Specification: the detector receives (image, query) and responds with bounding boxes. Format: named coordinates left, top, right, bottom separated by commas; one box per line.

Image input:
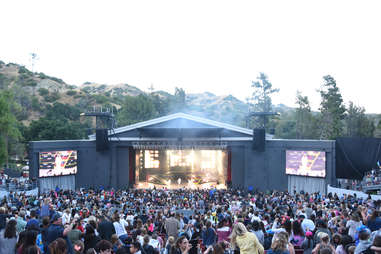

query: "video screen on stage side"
left=135, top=149, right=228, bottom=189
left=286, top=150, right=326, bottom=177
left=39, top=150, right=77, bottom=177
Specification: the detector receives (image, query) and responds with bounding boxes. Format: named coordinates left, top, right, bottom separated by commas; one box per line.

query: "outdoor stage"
left=29, top=113, right=336, bottom=193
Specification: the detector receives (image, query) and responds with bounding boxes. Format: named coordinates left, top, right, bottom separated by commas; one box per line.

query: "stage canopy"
left=336, top=137, right=381, bottom=179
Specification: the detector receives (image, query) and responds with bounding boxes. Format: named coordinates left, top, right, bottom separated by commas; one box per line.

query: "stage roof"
left=89, top=113, right=272, bottom=140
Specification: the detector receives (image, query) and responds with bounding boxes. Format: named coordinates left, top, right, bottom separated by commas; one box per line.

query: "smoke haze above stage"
left=135, top=149, right=228, bottom=189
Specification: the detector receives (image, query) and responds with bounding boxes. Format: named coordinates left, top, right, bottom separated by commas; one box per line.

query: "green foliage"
left=66, top=90, right=77, bottom=96
left=31, top=96, right=41, bottom=111
left=45, top=102, right=81, bottom=121
left=294, top=91, right=319, bottom=139
left=247, top=73, right=279, bottom=129
left=345, top=102, right=374, bottom=137
left=117, top=94, right=158, bottom=126
left=319, top=75, right=346, bottom=140
left=93, top=94, right=109, bottom=104
left=18, top=66, right=32, bottom=75
left=44, top=93, right=60, bottom=102
left=38, top=88, right=49, bottom=96
left=0, top=90, right=21, bottom=166
left=25, top=118, right=87, bottom=141
left=23, top=102, right=90, bottom=141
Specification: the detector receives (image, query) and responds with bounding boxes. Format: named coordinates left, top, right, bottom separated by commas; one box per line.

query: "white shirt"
left=113, top=220, right=128, bottom=237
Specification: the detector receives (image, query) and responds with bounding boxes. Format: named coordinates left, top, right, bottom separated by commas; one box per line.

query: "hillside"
left=0, top=61, right=257, bottom=127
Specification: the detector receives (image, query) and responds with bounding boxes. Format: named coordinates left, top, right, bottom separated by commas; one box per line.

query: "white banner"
left=327, top=185, right=381, bottom=200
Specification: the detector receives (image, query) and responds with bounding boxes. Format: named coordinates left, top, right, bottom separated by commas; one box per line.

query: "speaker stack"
left=253, top=128, right=265, bottom=152
left=96, top=129, right=109, bottom=151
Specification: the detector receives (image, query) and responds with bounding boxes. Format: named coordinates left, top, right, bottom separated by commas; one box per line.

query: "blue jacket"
left=202, top=227, right=216, bottom=246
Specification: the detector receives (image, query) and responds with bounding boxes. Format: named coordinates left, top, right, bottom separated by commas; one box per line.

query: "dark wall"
left=241, top=139, right=336, bottom=191
left=30, top=139, right=335, bottom=191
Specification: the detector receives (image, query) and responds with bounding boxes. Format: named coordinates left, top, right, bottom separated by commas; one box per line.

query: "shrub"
left=38, top=88, right=49, bottom=96
left=44, top=93, right=60, bottom=102
left=66, top=90, right=77, bottom=96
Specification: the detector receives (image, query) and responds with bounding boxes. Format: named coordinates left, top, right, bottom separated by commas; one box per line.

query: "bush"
left=38, top=72, right=48, bottom=79
left=18, top=66, right=32, bottom=75
left=66, top=90, right=77, bottom=96
left=44, top=93, right=60, bottom=102
left=31, top=97, right=41, bottom=111
left=38, top=88, right=49, bottom=96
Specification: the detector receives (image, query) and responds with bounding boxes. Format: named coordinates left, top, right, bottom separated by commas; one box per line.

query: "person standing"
left=98, top=214, right=116, bottom=241
left=165, top=213, right=180, bottom=240
left=0, top=219, right=18, bottom=254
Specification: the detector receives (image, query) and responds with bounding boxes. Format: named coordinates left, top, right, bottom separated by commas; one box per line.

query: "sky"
left=1, top=0, right=381, bottom=113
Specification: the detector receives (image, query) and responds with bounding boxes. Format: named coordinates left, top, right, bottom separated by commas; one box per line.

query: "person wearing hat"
left=46, top=213, right=73, bottom=252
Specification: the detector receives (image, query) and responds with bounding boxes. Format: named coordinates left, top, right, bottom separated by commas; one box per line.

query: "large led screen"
left=39, top=151, right=77, bottom=177
left=286, top=150, right=326, bottom=177
left=136, top=149, right=228, bottom=189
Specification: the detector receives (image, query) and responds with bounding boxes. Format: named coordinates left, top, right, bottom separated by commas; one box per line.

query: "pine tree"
left=319, top=75, right=346, bottom=140
left=248, top=73, right=279, bottom=128
left=345, top=101, right=374, bottom=137
left=295, top=91, right=318, bottom=139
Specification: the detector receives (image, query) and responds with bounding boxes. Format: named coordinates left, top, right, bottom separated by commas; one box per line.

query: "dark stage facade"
left=29, top=113, right=336, bottom=193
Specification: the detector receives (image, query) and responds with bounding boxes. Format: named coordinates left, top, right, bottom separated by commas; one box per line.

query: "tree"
left=248, top=73, right=279, bottom=128
left=345, top=101, right=375, bottom=137
left=170, top=87, right=187, bottom=113
left=319, top=75, right=346, bottom=140
left=295, top=91, right=319, bottom=139
left=0, top=90, right=21, bottom=167
left=117, top=94, right=158, bottom=126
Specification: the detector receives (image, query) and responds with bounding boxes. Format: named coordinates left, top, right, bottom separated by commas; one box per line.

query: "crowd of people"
left=1, top=187, right=381, bottom=254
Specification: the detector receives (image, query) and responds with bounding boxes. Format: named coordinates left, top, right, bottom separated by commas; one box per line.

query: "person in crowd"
left=230, top=222, right=264, bottom=254
left=267, top=231, right=295, bottom=254
left=0, top=207, right=11, bottom=231
left=62, top=209, right=71, bottom=226
left=336, top=234, right=353, bottom=254
left=314, top=220, right=332, bottom=246
left=290, top=220, right=304, bottom=247
left=73, top=240, right=85, bottom=254
left=46, top=213, right=73, bottom=253
left=18, top=230, right=38, bottom=254
left=301, top=231, right=314, bottom=254
left=251, top=220, right=264, bottom=246
left=165, top=236, right=175, bottom=254
left=354, top=228, right=372, bottom=254
left=130, top=241, right=143, bottom=254
left=202, top=220, right=217, bottom=248
left=68, top=219, right=84, bottom=245
left=371, top=235, right=381, bottom=254
left=171, top=235, right=192, bottom=254
left=49, top=237, right=68, bottom=254
left=217, top=219, right=232, bottom=243
left=84, top=224, right=101, bottom=252
left=364, top=210, right=381, bottom=232
left=0, top=219, right=18, bottom=254
left=16, top=210, right=27, bottom=233
left=96, top=239, right=113, bottom=254
left=98, top=214, right=116, bottom=241
left=26, top=210, right=40, bottom=231
left=113, top=213, right=129, bottom=243
left=346, top=214, right=363, bottom=240
left=312, top=232, right=336, bottom=254
left=165, top=213, right=180, bottom=240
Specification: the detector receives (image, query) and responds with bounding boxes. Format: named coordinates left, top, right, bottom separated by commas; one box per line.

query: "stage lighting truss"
left=132, top=141, right=228, bottom=150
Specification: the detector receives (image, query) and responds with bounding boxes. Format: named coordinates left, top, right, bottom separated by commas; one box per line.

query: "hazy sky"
left=1, top=0, right=380, bottom=113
